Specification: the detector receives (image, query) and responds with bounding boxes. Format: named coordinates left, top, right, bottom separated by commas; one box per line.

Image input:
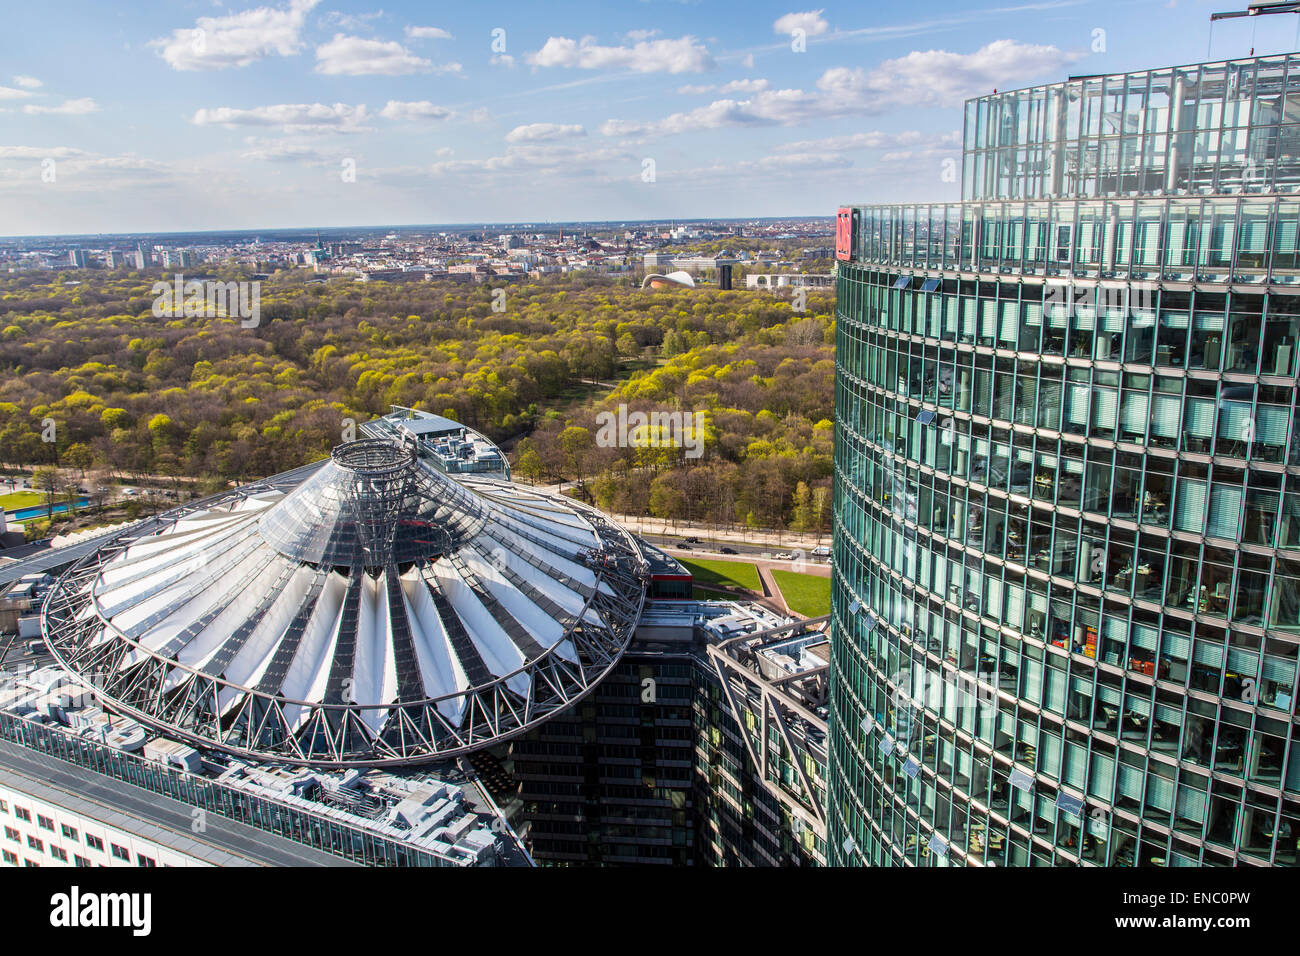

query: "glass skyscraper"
left=829, top=52, right=1300, bottom=866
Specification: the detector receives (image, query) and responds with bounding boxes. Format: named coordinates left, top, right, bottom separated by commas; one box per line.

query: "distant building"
left=67, top=249, right=87, bottom=268
left=745, top=273, right=833, bottom=290
left=642, top=270, right=696, bottom=290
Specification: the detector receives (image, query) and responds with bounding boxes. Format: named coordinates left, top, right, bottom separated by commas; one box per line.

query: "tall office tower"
left=829, top=52, right=1300, bottom=867
left=67, top=249, right=87, bottom=268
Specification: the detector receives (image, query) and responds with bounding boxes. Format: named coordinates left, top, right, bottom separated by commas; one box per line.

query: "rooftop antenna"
left=1208, top=1, right=1300, bottom=57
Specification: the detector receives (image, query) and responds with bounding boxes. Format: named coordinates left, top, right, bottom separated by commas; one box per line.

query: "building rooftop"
left=40, top=436, right=648, bottom=767
left=0, top=663, right=528, bottom=866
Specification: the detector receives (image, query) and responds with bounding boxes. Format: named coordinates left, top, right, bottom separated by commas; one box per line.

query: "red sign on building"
left=836, top=207, right=854, bottom=261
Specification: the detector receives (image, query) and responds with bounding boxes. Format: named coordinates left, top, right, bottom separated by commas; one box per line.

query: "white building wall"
left=0, top=781, right=207, bottom=868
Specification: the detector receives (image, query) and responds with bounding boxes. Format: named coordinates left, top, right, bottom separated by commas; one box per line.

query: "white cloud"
left=192, top=102, right=370, bottom=133
left=428, top=143, right=633, bottom=178
left=677, top=78, right=769, bottom=96
left=240, top=138, right=319, bottom=161
left=820, top=38, right=1080, bottom=109
left=602, top=40, right=1079, bottom=137
left=0, top=86, right=35, bottom=100
left=152, top=0, right=320, bottom=70
left=379, top=100, right=453, bottom=121
left=314, top=34, right=458, bottom=75
left=23, top=98, right=99, bottom=115
left=527, top=35, right=714, bottom=73
left=492, top=54, right=516, bottom=67
left=774, top=10, right=829, bottom=37
left=742, top=53, right=755, bottom=68
left=12, top=76, right=42, bottom=89
left=625, top=29, right=660, bottom=42
left=720, top=78, right=769, bottom=94
left=0, top=145, right=85, bottom=159
left=505, top=122, right=586, bottom=143
left=406, top=26, right=452, bottom=40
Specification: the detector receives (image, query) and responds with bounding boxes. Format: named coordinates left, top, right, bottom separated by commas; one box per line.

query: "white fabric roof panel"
left=41, top=436, right=648, bottom=766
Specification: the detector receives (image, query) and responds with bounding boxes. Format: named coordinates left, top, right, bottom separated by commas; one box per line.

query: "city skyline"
left=3, top=0, right=1295, bottom=235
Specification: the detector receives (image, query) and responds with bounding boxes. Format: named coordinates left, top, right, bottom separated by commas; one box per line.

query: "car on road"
left=675, top=542, right=691, bottom=550
left=719, top=546, right=738, bottom=555
left=774, top=551, right=794, bottom=560
left=684, top=536, right=700, bottom=543
left=811, top=545, right=831, bottom=558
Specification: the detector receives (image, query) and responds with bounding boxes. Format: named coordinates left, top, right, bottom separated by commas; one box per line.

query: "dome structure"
left=42, top=439, right=648, bottom=766
left=641, top=270, right=696, bottom=290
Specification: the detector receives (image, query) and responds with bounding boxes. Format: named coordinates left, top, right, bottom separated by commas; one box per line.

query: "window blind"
left=1092, top=388, right=1118, bottom=430
left=1067, top=383, right=1092, bottom=426
left=1184, top=397, right=1216, bottom=437
left=1208, top=483, right=1244, bottom=538
left=1175, top=477, right=1207, bottom=534
left=1218, top=401, right=1252, bottom=445
left=1257, top=405, right=1288, bottom=447
left=1151, top=394, right=1182, bottom=436
left=1121, top=392, right=1150, bottom=433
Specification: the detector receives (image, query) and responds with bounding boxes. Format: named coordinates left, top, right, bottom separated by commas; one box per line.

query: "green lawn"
left=679, top=557, right=761, bottom=592
left=0, top=491, right=45, bottom=511
left=771, top=570, right=832, bottom=618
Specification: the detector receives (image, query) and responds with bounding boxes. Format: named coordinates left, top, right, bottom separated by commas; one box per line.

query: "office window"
left=1, top=850, right=15, bottom=865
left=26, top=836, right=42, bottom=852
left=60, top=824, right=77, bottom=841
left=50, top=847, right=67, bottom=863
left=137, top=855, right=156, bottom=867
left=110, top=844, right=130, bottom=862
left=37, top=815, right=53, bottom=832
left=13, top=808, right=30, bottom=823
left=3, top=827, right=17, bottom=843
left=0, top=800, right=7, bottom=814
left=74, top=856, right=91, bottom=867
left=85, top=835, right=104, bottom=852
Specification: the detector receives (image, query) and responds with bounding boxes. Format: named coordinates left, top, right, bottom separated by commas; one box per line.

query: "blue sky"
left=1, top=0, right=1296, bottom=235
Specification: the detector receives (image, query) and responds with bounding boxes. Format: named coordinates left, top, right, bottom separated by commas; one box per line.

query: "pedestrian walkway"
left=530, top=483, right=830, bottom=550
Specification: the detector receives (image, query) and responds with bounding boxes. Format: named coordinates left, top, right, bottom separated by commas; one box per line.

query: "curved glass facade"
left=828, top=52, right=1300, bottom=868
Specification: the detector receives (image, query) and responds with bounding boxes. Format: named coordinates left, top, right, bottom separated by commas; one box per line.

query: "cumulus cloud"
left=677, top=78, right=769, bottom=96
left=527, top=34, right=714, bottom=73
left=151, top=0, right=320, bottom=70
left=12, top=76, right=41, bottom=89
left=0, top=86, right=35, bottom=100
left=314, top=34, right=459, bottom=75
left=774, top=10, right=829, bottom=36
left=240, top=139, right=319, bottom=162
left=379, top=100, right=453, bottom=121
left=23, top=98, right=99, bottom=115
left=429, top=143, right=633, bottom=177
left=505, top=122, right=586, bottom=143
left=192, top=102, right=370, bottom=133
left=0, top=145, right=86, bottom=159
left=406, top=26, right=452, bottom=40
left=834, top=38, right=1078, bottom=108
left=721, top=78, right=770, bottom=94
left=602, top=40, right=1079, bottom=137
